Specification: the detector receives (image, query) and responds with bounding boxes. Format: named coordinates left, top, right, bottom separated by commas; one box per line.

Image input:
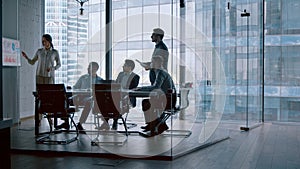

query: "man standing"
left=138, top=28, right=169, bottom=84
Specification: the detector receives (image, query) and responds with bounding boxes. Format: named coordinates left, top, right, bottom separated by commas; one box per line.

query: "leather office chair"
left=93, top=83, right=130, bottom=136
left=36, top=84, right=79, bottom=144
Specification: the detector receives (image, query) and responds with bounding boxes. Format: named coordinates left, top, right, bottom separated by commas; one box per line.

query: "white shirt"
left=27, top=48, right=61, bottom=77
left=120, top=72, right=131, bottom=89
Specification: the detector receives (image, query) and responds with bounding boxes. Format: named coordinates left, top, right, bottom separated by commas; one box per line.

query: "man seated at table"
left=100, top=59, right=140, bottom=130
left=133, top=55, right=176, bottom=136
left=56, top=62, right=103, bottom=131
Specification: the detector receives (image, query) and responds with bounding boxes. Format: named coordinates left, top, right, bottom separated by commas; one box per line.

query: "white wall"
left=2, top=0, right=44, bottom=122
left=2, top=0, right=20, bottom=123
left=19, top=0, right=44, bottom=119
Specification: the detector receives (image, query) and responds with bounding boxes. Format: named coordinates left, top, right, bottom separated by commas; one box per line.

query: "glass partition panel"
left=197, top=0, right=264, bottom=128
left=47, top=0, right=241, bottom=158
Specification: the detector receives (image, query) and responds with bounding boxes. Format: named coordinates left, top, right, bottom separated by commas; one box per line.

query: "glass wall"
left=194, top=0, right=263, bottom=127
left=42, top=0, right=300, bottom=157
left=44, top=0, right=231, bottom=157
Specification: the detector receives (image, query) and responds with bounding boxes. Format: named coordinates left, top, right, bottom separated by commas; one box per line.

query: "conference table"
left=33, top=89, right=156, bottom=136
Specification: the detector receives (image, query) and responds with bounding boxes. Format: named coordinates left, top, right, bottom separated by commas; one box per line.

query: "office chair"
left=148, top=88, right=192, bottom=137
left=35, top=84, right=79, bottom=144
left=93, top=83, right=130, bottom=136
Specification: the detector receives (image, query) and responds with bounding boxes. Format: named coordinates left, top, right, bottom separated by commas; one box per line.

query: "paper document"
left=135, top=59, right=148, bottom=68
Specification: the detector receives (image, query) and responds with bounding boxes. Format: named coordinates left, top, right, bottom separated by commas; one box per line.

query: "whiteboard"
left=2, top=37, right=21, bottom=66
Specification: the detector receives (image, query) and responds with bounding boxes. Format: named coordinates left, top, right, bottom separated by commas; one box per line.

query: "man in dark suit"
left=101, top=59, right=140, bottom=130
left=116, top=59, right=140, bottom=107
left=134, top=55, right=176, bottom=136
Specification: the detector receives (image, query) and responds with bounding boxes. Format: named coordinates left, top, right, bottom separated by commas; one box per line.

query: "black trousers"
left=142, top=93, right=177, bottom=123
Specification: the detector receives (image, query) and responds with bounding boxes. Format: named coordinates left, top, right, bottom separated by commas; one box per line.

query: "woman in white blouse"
left=22, top=34, right=61, bottom=84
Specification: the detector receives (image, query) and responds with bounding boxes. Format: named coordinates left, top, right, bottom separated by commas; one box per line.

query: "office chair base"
left=118, top=122, right=137, bottom=129
left=36, top=134, right=78, bottom=145
left=161, top=129, right=192, bottom=137
left=91, top=131, right=127, bottom=146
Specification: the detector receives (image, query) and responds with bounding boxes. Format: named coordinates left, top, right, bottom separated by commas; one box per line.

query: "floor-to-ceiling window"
left=45, top=0, right=262, bottom=129
left=45, top=0, right=300, bottom=127
left=264, top=0, right=300, bottom=122
left=45, top=0, right=69, bottom=84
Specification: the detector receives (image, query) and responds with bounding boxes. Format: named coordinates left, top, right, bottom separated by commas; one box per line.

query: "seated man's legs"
left=142, top=99, right=158, bottom=126
left=101, top=96, right=131, bottom=131
left=141, top=98, right=166, bottom=133
left=77, top=96, right=93, bottom=130
left=92, top=100, right=110, bottom=130
left=79, top=98, right=92, bottom=123
left=141, top=94, right=176, bottom=135
left=100, top=117, right=115, bottom=130
left=56, top=95, right=98, bottom=131
left=55, top=117, right=70, bottom=130
left=110, top=98, right=132, bottom=130
left=112, top=118, right=118, bottom=130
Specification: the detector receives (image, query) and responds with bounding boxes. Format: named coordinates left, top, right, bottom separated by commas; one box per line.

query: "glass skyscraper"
left=45, top=0, right=89, bottom=85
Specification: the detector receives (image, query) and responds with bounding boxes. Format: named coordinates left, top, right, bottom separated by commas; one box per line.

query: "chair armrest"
left=67, top=95, right=76, bottom=106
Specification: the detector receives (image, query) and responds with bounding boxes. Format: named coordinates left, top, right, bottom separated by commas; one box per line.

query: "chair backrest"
left=162, top=88, right=191, bottom=112
left=94, top=83, right=129, bottom=118
left=179, top=88, right=190, bottom=110
left=164, top=89, right=177, bottom=110
left=36, top=84, right=68, bottom=115
left=99, top=79, right=116, bottom=84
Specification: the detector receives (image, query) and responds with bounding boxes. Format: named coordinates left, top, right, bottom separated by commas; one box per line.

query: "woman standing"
left=22, top=34, right=61, bottom=84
